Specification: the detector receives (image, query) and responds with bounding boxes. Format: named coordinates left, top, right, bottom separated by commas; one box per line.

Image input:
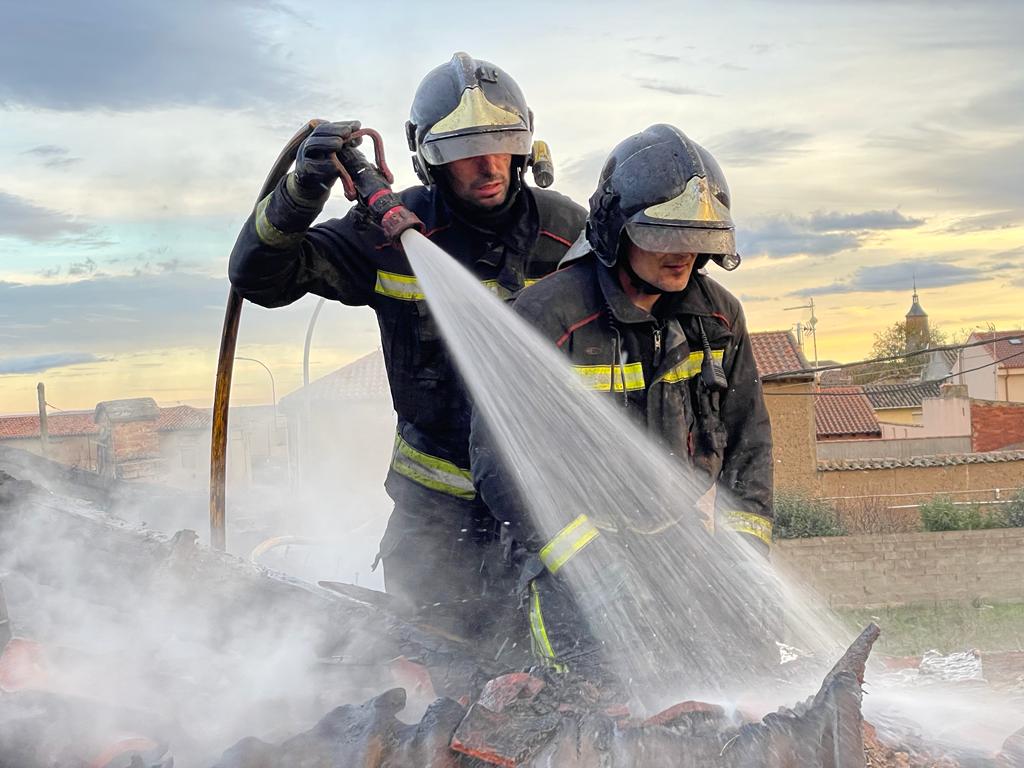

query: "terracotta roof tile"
left=970, top=331, right=1024, bottom=369
left=0, top=411, right=98, bottom=439
left=750, top=331, right=812, bottom=379
left=281, top=350, right=391, bottom=408
left=155, top=405, right=212, bottom=432
left=863, top=380, right=941, bottom=410
left=818, top=449, right=1024, bottom=471
left=0, top=405, right=211, bottom=440
left=815, top=386, right=882, bottom=439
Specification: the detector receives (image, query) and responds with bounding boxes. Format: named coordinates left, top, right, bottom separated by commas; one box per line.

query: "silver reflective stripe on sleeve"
left=254, top=193, right=307, bottom=249
left=375, top=271, right=426, bottom=301
left=725, top=510, right=773, bottom=547
left=390, top=431, right=476, bottom=500
left=539, top=514, right=600, bottom=573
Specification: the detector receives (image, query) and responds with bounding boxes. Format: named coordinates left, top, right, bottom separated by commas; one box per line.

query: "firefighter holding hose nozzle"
left=228, top=53, right=585, bottom=651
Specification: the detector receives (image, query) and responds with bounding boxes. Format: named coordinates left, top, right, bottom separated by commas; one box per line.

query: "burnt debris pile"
left=4, top=461, right=1023, bottom=766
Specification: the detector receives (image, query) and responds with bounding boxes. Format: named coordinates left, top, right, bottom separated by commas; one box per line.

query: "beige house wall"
left=998, top=368, right=1024, bottom=402
left=874, top=407, right=918, bottom=425
left=762, top=379, right=817, bottom=495
left=0, top=435, right=96, bottom=470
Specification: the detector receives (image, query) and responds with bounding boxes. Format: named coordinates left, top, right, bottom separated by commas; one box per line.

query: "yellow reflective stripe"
left=480, top=279, right=512, bottom=301
left=375, top=270, right=426, bottom=301
left=529, top=581, right=565, bottom=672
left=572, top=363, right=645, bottom=392
left=377, top=273, right=537, bottom=302
left=539, top=514, right=600, bottom=574
left=390, top=432, right=476, bottom=500
left=254, top=193, right=306, bottom=249
left=725, top=510, right=773, bottom=546
left=659, top=349, right=724, bottom=384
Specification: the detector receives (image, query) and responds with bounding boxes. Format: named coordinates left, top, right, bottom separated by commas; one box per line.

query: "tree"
left=851, top=322, right=947, bottom=384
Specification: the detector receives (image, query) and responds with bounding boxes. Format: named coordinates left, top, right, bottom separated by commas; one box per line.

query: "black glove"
left=293, top=120, right=361, bottom=195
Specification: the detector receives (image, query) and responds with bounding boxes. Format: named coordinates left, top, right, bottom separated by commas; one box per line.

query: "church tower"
left=905, top=280, right=929, bottom=354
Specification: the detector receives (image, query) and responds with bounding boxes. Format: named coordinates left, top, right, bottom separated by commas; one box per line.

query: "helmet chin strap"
left=621, top=254, right=671, bottom=296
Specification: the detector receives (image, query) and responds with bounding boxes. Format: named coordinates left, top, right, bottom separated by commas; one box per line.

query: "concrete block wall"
left=774, top=528, right=1024, bottom=609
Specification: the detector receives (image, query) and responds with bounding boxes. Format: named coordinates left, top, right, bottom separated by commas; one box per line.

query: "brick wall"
left=774, top=528, right=1024, bottom=609
left=972, top=399, right=1024, bottom=452
left=111, top=420, right=160, bottom=461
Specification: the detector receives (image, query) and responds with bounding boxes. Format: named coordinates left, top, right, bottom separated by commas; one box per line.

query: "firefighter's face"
left=625, top=241, right=697, bottom=293
left=443, top=154, right=512, bottom=209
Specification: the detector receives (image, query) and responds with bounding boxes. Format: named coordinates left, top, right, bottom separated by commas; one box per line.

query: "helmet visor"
left=421, top=129, right=533, bottom=166
left=625, top=221, right=736, bottom=256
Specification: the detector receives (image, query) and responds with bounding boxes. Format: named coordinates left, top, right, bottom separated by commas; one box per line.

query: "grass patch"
left=838, top=602, right=1024, bottom=656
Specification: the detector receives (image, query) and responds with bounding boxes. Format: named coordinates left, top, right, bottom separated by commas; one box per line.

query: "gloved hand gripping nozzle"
left=330, top=127, right=424, bottom=243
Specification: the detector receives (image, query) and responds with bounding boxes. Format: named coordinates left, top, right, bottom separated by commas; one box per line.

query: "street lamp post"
left=235, top=356, right=277, bottom=417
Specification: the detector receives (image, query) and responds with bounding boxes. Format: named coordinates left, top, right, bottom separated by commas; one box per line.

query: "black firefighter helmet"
left=580, top=124, right=741, bottom=272
left=406, top=52, right=534, bottom=187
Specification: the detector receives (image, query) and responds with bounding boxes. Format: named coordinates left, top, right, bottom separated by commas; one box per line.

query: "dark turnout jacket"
left=472, top=255, right=774, bottom=552
left=229, top=176, right=585, bottom=504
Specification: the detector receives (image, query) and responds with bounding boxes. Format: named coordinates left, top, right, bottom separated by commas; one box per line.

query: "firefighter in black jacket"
left=228, top=53, right=585, bottom=646
left=471, top=124, right=774, bottom=674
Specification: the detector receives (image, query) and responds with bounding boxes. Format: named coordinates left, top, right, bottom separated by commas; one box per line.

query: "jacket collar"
left=431, top=185, right=538, bottom=269
left=596, top=263, right=717, bottom=325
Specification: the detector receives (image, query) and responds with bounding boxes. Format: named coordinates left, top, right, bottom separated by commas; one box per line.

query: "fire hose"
left=209, top=122, right=422, bottom=550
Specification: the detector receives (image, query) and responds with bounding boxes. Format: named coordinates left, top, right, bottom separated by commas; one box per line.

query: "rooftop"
left=968, top=330, right=1024, bottom=369
left=750, top=330, right=813, bottom=380
left=0, top=405, right=211, bottom=440
left=863, top=380, right=942, bottom=410
left=815, top=386, right=882, bottom=440
left=281, top=350, right=391, bottom=408
left=819, top=449, right=1024, bottom=472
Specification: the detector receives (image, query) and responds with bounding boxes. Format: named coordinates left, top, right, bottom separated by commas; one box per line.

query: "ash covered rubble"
left=2, top=457, right=1024, bottom=767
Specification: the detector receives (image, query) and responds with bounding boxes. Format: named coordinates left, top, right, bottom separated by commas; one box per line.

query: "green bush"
left=1006, top=489, right=1024, bottom=528
left=919, top=495, right=1010, bottom=531
left=773, top=493, right=846, bottom=539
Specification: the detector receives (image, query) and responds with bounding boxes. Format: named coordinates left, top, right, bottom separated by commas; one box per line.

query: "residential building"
left=750, top=330, right=817, bottom=494
left=952, top=330, right=1024, bottom=402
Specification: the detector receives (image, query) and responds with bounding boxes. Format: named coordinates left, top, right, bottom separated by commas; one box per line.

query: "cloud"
left=806, top=210, right=925, bottom=231
left=0, top=190, right=92, bottom=242
left=707, top=128, right=810, bottom=166
left=22, top=144, right=67, bottom=157
left=802, top=261, right=987, bottom=296
left=958, top=80, right=1024, bottom=128
left=558, top=149, right=607, bottom=193
left=636, top=52, right=685, bottom=63
left=68, top=258, right=98, bottom=276
left=0, top=352, right=103, bottom=375
left=943, top=210, right=1020, bottom=234
left=739, top=224, right=859, bottom=259
left=0, top=1, right=297, bottom=111
left=634, top=78, right=718, bottom=97
left=738, top=208, right=925, bottom=259
left=22, top=144, right=81, bottom=168
left=0, top=272, right=372, bottom=357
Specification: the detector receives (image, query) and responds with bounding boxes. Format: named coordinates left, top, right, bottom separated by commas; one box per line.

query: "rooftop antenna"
left=784, top=297, right=819, bottom=368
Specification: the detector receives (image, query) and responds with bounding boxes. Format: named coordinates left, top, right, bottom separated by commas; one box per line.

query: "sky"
left=1, top=0, right=1022, bottom=413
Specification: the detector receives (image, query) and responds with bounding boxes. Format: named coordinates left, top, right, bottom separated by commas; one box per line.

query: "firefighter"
left=470, top=123, right=774, bottom=676
left=228, top=53, right=586, bottom=647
